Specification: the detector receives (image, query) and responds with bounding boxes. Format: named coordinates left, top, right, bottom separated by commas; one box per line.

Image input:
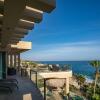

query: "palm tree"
left=90, top=60, right=100, bottom=96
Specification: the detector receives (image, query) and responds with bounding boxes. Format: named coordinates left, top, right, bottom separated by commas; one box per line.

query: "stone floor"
left=0, top=74, right=43, bottom=100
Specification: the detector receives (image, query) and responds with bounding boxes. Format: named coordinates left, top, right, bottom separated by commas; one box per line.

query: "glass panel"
left=0, top=52, right=7, bottom=79
left=0, top=52, right=2, bottom=79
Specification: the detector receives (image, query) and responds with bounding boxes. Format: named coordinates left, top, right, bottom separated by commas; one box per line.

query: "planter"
left=7, top=67, right=16, bottom=75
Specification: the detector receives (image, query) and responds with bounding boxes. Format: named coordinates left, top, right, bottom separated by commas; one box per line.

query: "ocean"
left=38, top=61, right=95, bottom=79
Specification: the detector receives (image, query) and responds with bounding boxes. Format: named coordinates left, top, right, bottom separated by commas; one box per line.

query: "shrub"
left=92, top=94, right=100, bottom=100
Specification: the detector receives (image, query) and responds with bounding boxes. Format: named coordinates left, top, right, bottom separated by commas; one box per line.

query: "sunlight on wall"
left=23, top=93, right=32, bottom=100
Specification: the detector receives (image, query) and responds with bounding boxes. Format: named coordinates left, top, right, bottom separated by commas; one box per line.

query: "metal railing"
left=30, top=69, right=38, bottom=87
left=29, top=69, right=70, bottom=100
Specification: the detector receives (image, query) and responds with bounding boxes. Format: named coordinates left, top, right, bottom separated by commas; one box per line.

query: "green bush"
left=92, top=94, right=100, bottom=100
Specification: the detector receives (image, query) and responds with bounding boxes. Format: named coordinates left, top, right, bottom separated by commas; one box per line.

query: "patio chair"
left=0, top=85, right=12, bottom=93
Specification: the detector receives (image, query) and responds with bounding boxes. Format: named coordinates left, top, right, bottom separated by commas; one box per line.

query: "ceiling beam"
left=10, top=38, right=21, bottom=41
left=27, top=0, right=56, bottom=13
left=9, top=38, right=21, bottom=44
left=15, top=27, right=29, bottom=34
left=9, top=41, right=20, bottom=44
left=14, top=31, right=28, bottom=35
left=12, top=33, right=25, bottom=38
left=10, top=36, right=23, bottom=40
left=1, top=0, right=26, bottom=47
left=9, top=41, right=19, bottom=44
left=10, top=31, right=28, bottom=40
left=18, top=19, right=34, bottom=30
left=0, top=14, right=34, bottom=30
left=22, top=6, right=43, bottom=23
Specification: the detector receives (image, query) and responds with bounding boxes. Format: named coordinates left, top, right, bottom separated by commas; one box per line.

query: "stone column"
left=10, top=54, right=13, bottom=67
left=8, top=55, right=10, bottom=67
left=65, top=78, right=69, bottom=94
left=12, top=55, right=14, bottom=67
left=6, top=54, right=9, bottom=67
left=14, top=54, right=17, bottom=68
left=18, top=53, right=20, bottom=71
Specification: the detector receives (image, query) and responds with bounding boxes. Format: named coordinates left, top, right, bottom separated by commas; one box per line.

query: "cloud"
left=21, top=41, right=100, bottom=61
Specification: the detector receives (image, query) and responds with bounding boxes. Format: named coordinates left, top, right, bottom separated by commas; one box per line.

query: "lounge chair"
left=0, top=82, right=19, bottom=92
left=0, top=85, right=12, bottom=93
left=0, top=79, right=19, bottom=93
left=0, top=82, right=19, bottom=93
left=0, top=78, right=18, bottom=84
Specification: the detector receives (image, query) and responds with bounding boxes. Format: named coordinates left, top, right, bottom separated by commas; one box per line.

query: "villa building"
left=0, top=0, right=72, bottom=100
left=0, top=0, right=56, bottom=79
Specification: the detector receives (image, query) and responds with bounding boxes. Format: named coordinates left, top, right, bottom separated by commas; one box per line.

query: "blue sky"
left=22, top=0, right=100, bottom=61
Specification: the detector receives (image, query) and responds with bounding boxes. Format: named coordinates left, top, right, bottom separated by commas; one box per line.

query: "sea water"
left=38, top=61, right=95, bottom=79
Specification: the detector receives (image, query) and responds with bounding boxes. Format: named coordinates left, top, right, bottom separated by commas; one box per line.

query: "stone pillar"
left=6, top=54, right=9, bottom=67
left=10, top=54, right=13, bottom=67
left=65, top=78, right=69, bottom=94
left=8, top=55, right=10, bottom=67
left=14, top=54, right=17, bottom=68
left=12, top=55, right=14, bottom=67
left=18, top=53, right=20, bottom=71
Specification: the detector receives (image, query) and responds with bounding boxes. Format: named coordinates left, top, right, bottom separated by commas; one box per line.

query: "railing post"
left=21, top=68, right=22, bottom=76
left=44, top=79, right=46, bottom=100
left=35, top=71, right=38, bottom=87
left=30, top=70, right=38, bottom=87
left=30, top=69, right=31, bottom=80
left=65, top=78, right=69, bottom=95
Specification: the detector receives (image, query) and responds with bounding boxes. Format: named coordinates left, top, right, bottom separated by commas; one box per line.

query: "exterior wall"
left=39, top=71, right=72, bottom=94
left=39, top=71, right=72, bottom=79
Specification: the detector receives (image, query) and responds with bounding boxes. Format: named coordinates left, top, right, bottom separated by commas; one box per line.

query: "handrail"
left=29, top=69, right=70, bottom=100
left=30, top=69, right=38, bottom=87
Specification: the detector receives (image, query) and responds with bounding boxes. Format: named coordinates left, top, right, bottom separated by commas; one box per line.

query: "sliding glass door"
left=0, top=52, right=7, bottom=79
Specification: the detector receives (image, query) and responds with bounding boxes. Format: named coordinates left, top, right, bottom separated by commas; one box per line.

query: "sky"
left=21, top=0, right=100, bottom=61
